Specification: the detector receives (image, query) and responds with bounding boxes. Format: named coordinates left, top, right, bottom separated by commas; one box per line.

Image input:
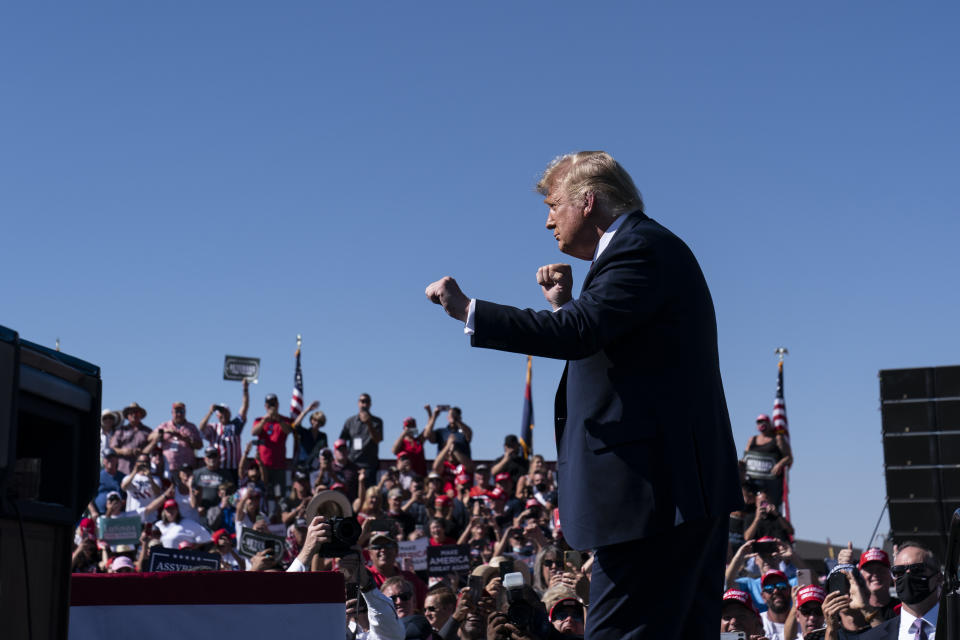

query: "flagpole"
left=774, top=347, right=790, bottom=522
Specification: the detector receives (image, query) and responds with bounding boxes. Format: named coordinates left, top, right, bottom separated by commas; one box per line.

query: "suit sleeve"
left=471, top=241, right=662, bottom=360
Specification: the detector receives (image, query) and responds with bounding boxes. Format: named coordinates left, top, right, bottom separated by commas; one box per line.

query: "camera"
left=503, top=572, right=534, bottom=632
left=752, top=539, right=779, bottom=555
left=318, top=516, right=362, bottom=557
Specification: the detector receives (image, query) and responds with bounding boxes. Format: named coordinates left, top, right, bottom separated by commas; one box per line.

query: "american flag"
left=290, top=346, right=304, bottom=419
left=772, top=359, right=788, bottom=436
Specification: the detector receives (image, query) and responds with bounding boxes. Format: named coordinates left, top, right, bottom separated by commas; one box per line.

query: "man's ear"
left=581, top=192, right=595, bottom=217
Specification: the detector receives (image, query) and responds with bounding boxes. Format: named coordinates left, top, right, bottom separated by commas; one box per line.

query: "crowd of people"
left=80, top=394, right=942, bottom=640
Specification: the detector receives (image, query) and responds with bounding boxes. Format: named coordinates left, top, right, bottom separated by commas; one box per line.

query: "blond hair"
left=536, top=151, right=643, bottom=216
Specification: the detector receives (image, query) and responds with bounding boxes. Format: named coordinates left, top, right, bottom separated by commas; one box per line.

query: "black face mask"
left=896, top=571, right=937, bottom=604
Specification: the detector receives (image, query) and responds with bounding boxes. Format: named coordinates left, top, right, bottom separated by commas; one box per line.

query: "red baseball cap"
left=858, top=548, right=890, bottom=569
left=396, top=451, right=409, bottom=459
left=163, top=499, right=178, bottom=510
left=756, top=414, right=771, bottom=423
left=495, top=472, right=511, bottom=483
left=525, top=498, right=541, bottom=509
left=333, top=439, right=348, bottom=449
left=761, top=570, right=788, bottom=586
left=403, top=417, right=416, bottom=428
left=435, top=495, right=452, bottom=505
left=796, top=585, right=826, bottom=607
left=722, top=589, right=758, bottom=615
left=456, top=473, right=471, bottom=486
left=212, top=529, right=230, bottom=544
left=488, top=487, right=506, bottom=500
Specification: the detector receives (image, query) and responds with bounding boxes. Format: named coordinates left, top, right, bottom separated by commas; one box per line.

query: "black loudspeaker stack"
left=881, top=365, right=960, bottom=561
left=0, top=325, right=101, bottom=640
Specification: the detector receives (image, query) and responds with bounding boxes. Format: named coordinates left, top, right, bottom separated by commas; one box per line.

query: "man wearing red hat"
left=784, top=585, right=825, bottom=640
left=721, top=589, right=765, bottom=638
left=856, top=547, right=900, bottom=621
left=759, top=570, right=797, bottom=639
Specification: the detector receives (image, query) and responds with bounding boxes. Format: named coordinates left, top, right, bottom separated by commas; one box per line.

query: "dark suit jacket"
left=471, top=211, right=743, bottom=550
left=858, top=615, right=899, bottom=640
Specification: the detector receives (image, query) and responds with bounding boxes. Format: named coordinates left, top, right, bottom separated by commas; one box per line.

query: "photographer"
left=424, top=405, right=473, bottom=460
left=821, top=564, right=879, bottom=640
left=291, top=399, right=326, bottom=470
left=726, top=538, right=804, bottom=611
left=783, top=585, right=826, bottom=640
left=339, top=551, right=405, bottom=640
left=743, top=490, right=795, bottom=544
left=392, top=413, right=428, bottom=479
left=720, top=589, right=767, bottom=640
left=121, top=453, right=164, bottom=523
left=146, top=402, right=203, bottom=477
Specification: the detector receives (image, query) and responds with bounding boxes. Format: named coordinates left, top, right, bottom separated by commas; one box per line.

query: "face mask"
left=896, top=572, right=936, bottom=604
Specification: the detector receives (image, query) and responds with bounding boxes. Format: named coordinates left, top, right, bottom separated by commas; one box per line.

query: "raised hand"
left=536, top=263, right=573, bottom=310
left=425, top=277, right=471, bottom=322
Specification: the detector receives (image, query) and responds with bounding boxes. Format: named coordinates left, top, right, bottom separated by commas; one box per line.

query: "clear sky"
left=2, top=3, right=957, bottom=548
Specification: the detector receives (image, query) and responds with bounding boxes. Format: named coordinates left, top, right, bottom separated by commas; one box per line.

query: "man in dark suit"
left=426, top=151, right=742, bottom=638
left=859, top=542, right=942, bottom=640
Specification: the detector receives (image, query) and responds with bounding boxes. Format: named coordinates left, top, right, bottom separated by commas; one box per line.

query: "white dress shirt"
left=899, top=602, right=938, bottom=640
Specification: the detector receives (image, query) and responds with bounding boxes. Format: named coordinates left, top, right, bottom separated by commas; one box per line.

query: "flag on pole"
left=290, top=343, right=304, bottom=419
left=519, top=356, right=534, bottom=459
left=773, top=357, right=791, bottom=521
left=772, top=360, right=788, bottom=437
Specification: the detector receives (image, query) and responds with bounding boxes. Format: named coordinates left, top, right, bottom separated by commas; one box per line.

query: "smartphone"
left=797, top=568, right=813, bottom=586
left=469, top=575, right=486, bottom=604
left=564, top=550, right=583, bottom=571
left=436, top=404, right=451, bottom=411
left=827, top=570, right=850, bottom=595
left=720, top=633, right=746, bottom=640
left=498, top=559, right=514, bottom=580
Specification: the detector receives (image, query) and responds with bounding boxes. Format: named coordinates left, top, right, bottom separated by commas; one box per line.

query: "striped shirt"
left=202, top=417, right=246, bottom=470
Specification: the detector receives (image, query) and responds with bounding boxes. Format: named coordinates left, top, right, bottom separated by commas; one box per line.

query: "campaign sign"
left=398, top=537, right=429, bottom=572
left=223, top=355, right=260, bottom=382
left=426, top=544, right=471, bottom=577
left=97, top=516, right=142, bottom=547
left=148, top=548, right=220, bottom=572
left=237, top=526, right=285, bottom=559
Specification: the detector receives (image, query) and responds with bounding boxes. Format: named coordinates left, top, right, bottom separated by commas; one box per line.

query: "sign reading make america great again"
left=426, top=544, right=471, bottom=577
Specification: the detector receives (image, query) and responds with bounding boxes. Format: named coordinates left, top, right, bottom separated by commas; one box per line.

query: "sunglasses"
left=798, top=604, right=823, bottom=616
left=891, top=563, right=932, bottom=578
left=369, top=544, right=396, bottom=551
left=388, top=591, right=413, bottom=602
left=551, top=607, right=584, bottom=622
left=541, top=559, right=561, bottom=569
left=763, top=582, right=790, bottom=593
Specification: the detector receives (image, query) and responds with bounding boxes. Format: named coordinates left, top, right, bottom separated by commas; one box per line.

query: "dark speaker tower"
left=0, top=325, right=101, bottom=640
left=881, top=365, right=960, bottom=560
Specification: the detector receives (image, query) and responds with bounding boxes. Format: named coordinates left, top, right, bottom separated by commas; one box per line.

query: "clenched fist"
left=536, top=263, right=573, bottom=310
left=425, top=276, right=471, bottom=322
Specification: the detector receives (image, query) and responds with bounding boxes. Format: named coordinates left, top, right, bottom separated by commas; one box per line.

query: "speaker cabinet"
left=880, top=365, right=960, bottom=560
left=0, top=325, right=101, bottom=640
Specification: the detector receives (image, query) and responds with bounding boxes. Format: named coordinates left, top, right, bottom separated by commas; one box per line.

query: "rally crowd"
left=80, top=391, right=943, bottom=640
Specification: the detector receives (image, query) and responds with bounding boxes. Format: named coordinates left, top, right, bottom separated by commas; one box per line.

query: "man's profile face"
left=382, top=582, right=414, bottom=618
left=544, top=177, right=594, bottom=261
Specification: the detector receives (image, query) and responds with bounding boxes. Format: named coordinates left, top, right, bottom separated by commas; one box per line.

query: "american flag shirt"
left=202, top=416, right=246, bottom=470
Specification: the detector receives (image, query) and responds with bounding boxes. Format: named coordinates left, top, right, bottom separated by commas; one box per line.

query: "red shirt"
left=254, top=417, right=290, bottom=469
left=397, top=438, right=427, bottom=478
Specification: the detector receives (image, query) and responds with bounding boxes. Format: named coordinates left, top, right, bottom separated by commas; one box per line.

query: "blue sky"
left=2, top=3, right=957, bottom=547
